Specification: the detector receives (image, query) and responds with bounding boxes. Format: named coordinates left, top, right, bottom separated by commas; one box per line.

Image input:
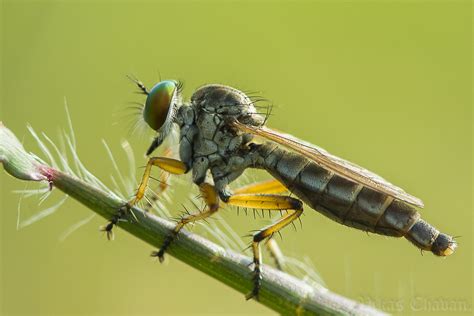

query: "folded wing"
left=232, top=120, right=424, bottom=208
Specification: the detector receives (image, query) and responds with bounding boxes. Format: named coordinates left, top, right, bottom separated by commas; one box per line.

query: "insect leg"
left=231, top=179, right=288, bottom=270
left=129, top=157, right=188, bottom=207
left=243, top=202, right=304, bottom=300
left=222, top=190, right=303, bottom=300
left=140, top=148, right=174, bottom=212
left=151, top=183, right=219, bottom=262
left=225, top=194, right=301, bottom=212
left=102, top=157, right=188, bottom=238
left=233, top=179, right=287, bottom=195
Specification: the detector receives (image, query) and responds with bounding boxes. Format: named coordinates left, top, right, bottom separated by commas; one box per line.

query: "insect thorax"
left=175, top=84, right=264, bottom=194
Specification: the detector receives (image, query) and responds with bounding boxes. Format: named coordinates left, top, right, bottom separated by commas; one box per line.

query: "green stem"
left=0, top=122, right=386, bottom=316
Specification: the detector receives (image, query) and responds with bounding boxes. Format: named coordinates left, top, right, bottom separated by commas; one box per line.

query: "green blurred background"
left=1, top=1, right=471, bottom=315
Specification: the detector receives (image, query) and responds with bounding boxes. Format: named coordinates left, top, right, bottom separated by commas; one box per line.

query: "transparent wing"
left=232, top=120, right=424, bottom=208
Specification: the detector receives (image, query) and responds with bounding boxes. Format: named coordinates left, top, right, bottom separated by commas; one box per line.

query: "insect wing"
left=232, top=120, right=424, bottom=208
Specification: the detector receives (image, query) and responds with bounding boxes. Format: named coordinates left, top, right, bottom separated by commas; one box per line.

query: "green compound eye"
left=143, top=80, right=178, bottom=131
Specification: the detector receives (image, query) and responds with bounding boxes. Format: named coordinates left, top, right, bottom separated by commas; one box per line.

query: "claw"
left=245, top=266, right=262, bottom=301
left=100, top=216, right=118, bottom=241
left=100, top=221, right=115, bottom=240
left=151, top=234, right=174, bottom=263
left=150, top=250, right=166, bottom=263
left=100, top=203, right=130, bottom=240
left=245, top=289, right=259, bottom=301
left=245, top=281, right=261, bottom=301
left=151, top=248, right=166, bottom=262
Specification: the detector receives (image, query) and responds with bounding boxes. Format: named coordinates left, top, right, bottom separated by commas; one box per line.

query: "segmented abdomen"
left=256, top=143, right=455, bottom=256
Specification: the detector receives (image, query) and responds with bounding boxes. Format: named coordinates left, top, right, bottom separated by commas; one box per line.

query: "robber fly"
left=110, top=78, right=456, bottom=300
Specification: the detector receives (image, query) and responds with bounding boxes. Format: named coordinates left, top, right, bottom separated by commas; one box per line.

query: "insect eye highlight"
left=143, top=80, right=179, bottom=131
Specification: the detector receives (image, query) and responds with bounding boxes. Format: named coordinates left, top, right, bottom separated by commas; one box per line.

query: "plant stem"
left=0, top=122, right=386, bottom=316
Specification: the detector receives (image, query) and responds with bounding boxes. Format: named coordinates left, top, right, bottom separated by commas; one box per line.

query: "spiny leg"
left=143, top=171, right=170, bottom=212
left=246, top=205, right=304, bottom=300
left=129, top=157, right=188, bottom=207
left=232, top=179, right=289, bottom=270
left=226, top=193, right=301, bottom=214
left=223, top=190, right=303, bottom=300
left=142, top=148, right=174, bottom=212
left=129, top=149, right=174, bottom=224
left=151, top=183, right=220, bottom=262
left=100, top=206, right=126, bottom=240
left=102, top=156, right=187, bottom=238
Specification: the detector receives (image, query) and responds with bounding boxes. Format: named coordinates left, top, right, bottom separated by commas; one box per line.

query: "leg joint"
left=253, top=232, right=267, bottom=243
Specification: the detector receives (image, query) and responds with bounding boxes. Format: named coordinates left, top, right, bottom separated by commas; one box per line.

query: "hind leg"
left=231, top=179, right=289, bottom=271
left=244, top=206, right=304, bottom=300
left=221, top=183, right=303, bottom=300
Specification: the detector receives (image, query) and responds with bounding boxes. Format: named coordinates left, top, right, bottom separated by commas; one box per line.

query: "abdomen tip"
left=432, top=233, right=457, bottom=256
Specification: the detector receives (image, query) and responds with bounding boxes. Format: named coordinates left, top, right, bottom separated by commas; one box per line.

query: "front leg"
left=101, top=156, right=188, bottom=239
left=152, top=183, right=220, bottom=262
left=129, top=156, right=189, bottom=207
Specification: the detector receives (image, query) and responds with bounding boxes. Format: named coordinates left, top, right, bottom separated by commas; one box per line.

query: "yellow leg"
left=143, top=149, right=173, bottom=212
left=246, top=206, right=304, bottom=300
left=225, top=180, right=304, bottom=300
left=151, top=183, right=219, bottom=262
left=101, top=155, right=187, bottom=240
left=226, top=194, right=301, bottom=211
left=233, top=179, right=287, bottom=195
left=229, top=179, right=295, bottom=271
left=129, top=156, right=188, bottom=207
